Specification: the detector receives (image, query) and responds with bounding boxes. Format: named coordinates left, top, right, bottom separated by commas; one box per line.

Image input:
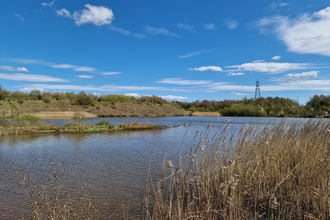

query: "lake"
left=0, top=116, right=303, bottom=219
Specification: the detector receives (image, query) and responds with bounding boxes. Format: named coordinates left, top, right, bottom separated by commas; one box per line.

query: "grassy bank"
left=144, top=119, right=330, bottom=219
left=0, top=114, right=163, bottom=136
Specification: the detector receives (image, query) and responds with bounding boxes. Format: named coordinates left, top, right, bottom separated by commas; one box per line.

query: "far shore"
left=191, top=111, right=221, bottom=117
left=28, top=111, right=98, bottom=119
left=27, top=111, right=220, bottom=119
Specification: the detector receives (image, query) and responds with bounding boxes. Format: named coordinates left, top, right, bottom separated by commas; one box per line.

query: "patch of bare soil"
left=192, top=111, right=221, bottom=116
left=28, top=111, right=97, bottom=119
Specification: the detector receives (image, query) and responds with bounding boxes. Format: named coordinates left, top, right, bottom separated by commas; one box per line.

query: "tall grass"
left=144, top=119, right=330, bottom=219
left=120, top=121, right=156, bottom=130
left=20, top=162, right=99, bottom=220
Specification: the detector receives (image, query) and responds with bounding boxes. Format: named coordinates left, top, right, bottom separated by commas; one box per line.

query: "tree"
left=29, top=90, right=42, bottom=100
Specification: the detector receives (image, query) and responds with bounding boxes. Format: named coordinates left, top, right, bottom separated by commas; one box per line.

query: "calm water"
left=0, top=116, right=302, bottom=219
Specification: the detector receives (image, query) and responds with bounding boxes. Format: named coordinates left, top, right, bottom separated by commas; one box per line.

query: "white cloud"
left=51, top=63, right=96, bottom=72
left=227, top=72, right=245, bottom=76
left=110, top=26, right=130, bottom=35
left=145, top=26, right=180, bottom=38
left=271, top=56, right=281, bottom=60
left=0, top=66, right=28, bottom=72
left=52, top=63, right=76, bottom=69
left=278, top=2, right=288, bottom=7
left=0, top=73, right=67, bottom=82
left=73, top=66, right=96, bottom=72
left=270, top=2, right=288, bottom=10
left=258, top=6, right=330, bottom=56
left=157, top=78, right=211, bottom=85
left=160, top=95, right=188, bottom=100
left=283, top=71, right=319, bottom=81
left=225, top=19, right=238, bottom=30
left=76, top=75, right=93, bottom=79
left=203, top=23, right=217, bottom=30
left=177, top=23, right=195, bottom=32
left=9, top=58, right=97, bottom=73
left=189, top=66, right=223, bottom=72
left=178, top=48, right=216, bottom=59
left=41, top=0, right=55, bottom=7
left=100, top=71, right=121, bottom=75
left=231, top=92, right=248, bottom=96
left=14, top=13, right=25, bottom=21
left=227, top=61, right=312, bottom=74
left=56, top=9, right=71, bottom=18
left=57, top=4, right=114, bottom=26
left=133, top=33, right=148, bottom=39
left=124, top=93, right=140, bottom=98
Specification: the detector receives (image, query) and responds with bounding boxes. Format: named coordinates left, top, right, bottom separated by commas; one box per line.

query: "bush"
left=76, top=91, right=95, bottom=106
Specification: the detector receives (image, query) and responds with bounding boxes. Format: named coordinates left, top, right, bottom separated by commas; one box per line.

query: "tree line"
left=0, top=85, right=329, bottom=117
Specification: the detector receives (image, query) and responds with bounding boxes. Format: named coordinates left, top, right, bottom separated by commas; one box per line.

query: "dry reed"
left=144, top=119, right=330, bottom=219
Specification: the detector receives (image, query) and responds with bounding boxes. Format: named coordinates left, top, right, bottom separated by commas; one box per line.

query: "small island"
left=0, top=113, right=166, bottom=136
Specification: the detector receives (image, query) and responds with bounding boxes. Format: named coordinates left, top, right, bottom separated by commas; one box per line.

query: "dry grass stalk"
left=144, top=119, right=330, bottom=219
left=20, top=162, right=99, bottom=220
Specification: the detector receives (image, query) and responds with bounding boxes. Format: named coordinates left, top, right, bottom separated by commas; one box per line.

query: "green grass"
left=0, top=117, right=162, bottom=136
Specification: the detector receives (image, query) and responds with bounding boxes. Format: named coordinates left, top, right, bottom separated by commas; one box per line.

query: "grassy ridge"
left=144, top=119, right=330, bottom=219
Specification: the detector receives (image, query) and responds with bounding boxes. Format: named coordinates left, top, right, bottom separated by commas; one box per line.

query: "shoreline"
left=28, top=111, right=220, bottom=119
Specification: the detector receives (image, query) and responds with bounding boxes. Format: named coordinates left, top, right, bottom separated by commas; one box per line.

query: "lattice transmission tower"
left=255, top=80, right=261, bottom=99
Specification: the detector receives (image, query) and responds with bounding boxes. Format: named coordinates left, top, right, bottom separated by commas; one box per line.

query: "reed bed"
left=144, top=119, right=330, bottom=220
left=120, top=121, right=156, bottom=130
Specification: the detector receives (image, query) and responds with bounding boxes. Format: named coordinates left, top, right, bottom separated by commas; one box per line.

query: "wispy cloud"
left=100, top=72, right=121, bottom=75
left=224, top=19, right=238, bottom=30
left=0, top=73, right=67, bottom=82
left=157, top=78, right=211, bottom=85
left=227, top=72, right=245, bottom=76
left=8, top=58, right=97, bottom=72
left=51, top=63, right=96, bottom=72
left=56, top=4, right=114, bottom=26
left=133, top=33, right=148, bottom=39
left=227, top=61, right=313, bottom=74
left=270, top=1, right=288, bottom=10
left=56, top=9, right=71, bottom=18
left=203, top=23, right=217, bottom=30
left=177, top=23, right=195, bottom=32
left=76, top=75, right=93, bottom=79
left=160, top=95, right=188, bottom=100
left=189, top=66, right=223, bottom=72
left=178, top=48, right=216, bottom=59
left=14, top=13, right=25, bottom=21
left=271, top=56, right=281, bottom=60
left=282, top=71, right=319, bottom=81
left=257, top=6, right=330, bottom=56
left=0, top=66, right=28, bottom=72
left=110, top=26, right=130, bottom=35
left=145, top=25, right=180, bottom=38
left=109, top=26, right=147, bottom=39
left=231, top=92, right=248, bottom=96
left=41, top=0, right=55, bottom=7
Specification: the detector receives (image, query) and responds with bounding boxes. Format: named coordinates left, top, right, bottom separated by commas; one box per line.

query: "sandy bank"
left=192, top=111, right=221, bottom=116
left=28, top=111, right=97, bottom=119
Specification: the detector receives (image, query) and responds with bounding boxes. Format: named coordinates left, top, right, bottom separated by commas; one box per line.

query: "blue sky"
left=1, top=0, right=330, bottom=104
